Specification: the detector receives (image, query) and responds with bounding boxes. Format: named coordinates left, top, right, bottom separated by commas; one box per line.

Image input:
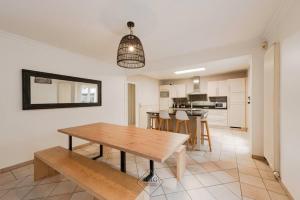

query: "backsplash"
left=209, top=96, right=227, bottom=102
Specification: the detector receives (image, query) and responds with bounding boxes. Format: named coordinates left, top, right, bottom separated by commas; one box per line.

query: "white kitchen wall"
left=127, top=75, right=159, bottom=128
left=0, top=31, right=126, bottom=169
left=265, top=0, right=300, bottom=198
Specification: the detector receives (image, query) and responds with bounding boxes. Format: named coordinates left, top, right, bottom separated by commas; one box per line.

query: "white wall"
left=250, top=51, right=265, bottom=156
left=0, top=31, right=126, bottom=169
left=127, top=75, right=159, bottom=128
left=265, top=0, right=300, bottom=198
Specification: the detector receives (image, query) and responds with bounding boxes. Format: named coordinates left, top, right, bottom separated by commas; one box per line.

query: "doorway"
left=128, top=83, right=136, bottom=126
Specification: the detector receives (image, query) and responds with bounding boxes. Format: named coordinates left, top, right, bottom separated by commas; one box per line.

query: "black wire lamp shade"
left=117, top=21, right=145, bottom=69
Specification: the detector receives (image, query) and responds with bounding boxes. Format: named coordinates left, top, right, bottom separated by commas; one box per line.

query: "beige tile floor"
left=0, top=128, right=291, bottom=200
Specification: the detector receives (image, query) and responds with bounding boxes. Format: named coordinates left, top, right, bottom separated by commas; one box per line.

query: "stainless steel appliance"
left=215, top=102, right=227, bottom=109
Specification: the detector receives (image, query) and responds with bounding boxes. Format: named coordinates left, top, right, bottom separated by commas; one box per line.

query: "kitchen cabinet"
left=186, top=81, right=194, bottom=94
left=159, top=84, right=187, bottom=110
left=174, top=84, right=186, bottom=98
left=228, top=78, right=246, bottom=128
left=159, top=85, right=172, bottom=110
left=218, top=80, right=229, bottom=96
left=228, top=102, right=245, bottom=128
left=207, top=81, right=218, bottom=96
left=207, top=80, right=228, bottom=97
left=229, top=78, right=245, bottom=93
left=203, top=109, right=228, bottom=127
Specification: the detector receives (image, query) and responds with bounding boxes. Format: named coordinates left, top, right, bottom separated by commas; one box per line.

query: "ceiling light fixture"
left=117, top=21, right=145, bottom=69
left=174, top=67, right=206, bottom=75
left=193, top=79, right=200, bottom=84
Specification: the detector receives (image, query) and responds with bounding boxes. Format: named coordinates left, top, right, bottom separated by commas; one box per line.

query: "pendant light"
left=117, top=21, right=145, bottom=69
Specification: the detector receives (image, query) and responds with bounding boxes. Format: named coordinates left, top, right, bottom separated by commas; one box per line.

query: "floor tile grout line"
left=254, top=159, right=273, bottom=199
left=20, top=183, right=37, bottom=200
left=234, top=146, right=244, bottom=200
left=10, top=170, right=18, bottom=180
left=0, top=189, right=10, bottom=199
left=257, top=166, right=289, bottom=198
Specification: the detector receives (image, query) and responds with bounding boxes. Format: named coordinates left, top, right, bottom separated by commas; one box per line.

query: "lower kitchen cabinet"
left=228, top=102, right=246, bottom=128
left=203, top=109, right=228, bottom=127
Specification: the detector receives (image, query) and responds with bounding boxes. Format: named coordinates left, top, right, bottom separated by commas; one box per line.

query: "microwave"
left=215, top=102, right=227, bottom=109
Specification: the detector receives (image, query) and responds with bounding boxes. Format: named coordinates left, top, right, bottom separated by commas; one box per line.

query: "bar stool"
left=159, top=110, right=171, bottom=131
left=149, top=114, right=159, bottom=129
left=175, top=111, right=190, bottom=135
left=200, top=113, right=212, bottom=152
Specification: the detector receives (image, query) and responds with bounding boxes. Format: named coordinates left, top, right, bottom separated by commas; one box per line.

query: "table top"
left=58, top=122, right=189, bottom=163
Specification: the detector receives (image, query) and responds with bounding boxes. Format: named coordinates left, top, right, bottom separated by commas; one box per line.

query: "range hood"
left=189, top=76, right=201, bottom=94
left=188, top=77, right=208, bottom=101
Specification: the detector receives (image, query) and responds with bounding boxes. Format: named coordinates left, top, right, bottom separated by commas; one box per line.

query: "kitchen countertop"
left=147, top=109, right=208, bottom=117
left=172, top=107, right=227, bottom=110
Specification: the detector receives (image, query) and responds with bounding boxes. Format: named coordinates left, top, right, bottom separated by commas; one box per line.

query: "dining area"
left=34, top=122, right=190, bottom=200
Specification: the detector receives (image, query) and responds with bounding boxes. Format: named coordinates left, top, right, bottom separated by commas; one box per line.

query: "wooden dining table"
left=58, top=122, right=189, bottom=181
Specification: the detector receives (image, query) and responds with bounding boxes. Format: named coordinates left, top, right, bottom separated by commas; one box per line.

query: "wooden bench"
left=34, top=146, right=148, bottom=200
left=175, top=145, right=186, bottom=181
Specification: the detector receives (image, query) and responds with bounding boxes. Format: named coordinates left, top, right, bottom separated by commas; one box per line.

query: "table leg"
left=69, top=136, right=72, bottom=151
left=92, top=145, right=103, bottom=160
left=143, top=160, right=154, bottom=182
left=120, top=151, right=126, bottom=173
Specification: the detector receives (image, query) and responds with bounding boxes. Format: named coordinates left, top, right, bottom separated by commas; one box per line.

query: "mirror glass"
left=22, top=69, right=101, bottom=110
left=30, top=77, right=98, bottom=104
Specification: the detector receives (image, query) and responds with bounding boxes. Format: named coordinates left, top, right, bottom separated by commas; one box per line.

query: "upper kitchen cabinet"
left=186, top=81, right=194, bottom=94
left=159, top=84, right=186, bottom=110
left=166, top=84, right=187, bottom=98
left=174, top=84, right=186, bottom=98
left=228, top=78, right=246, bottom=93
left=207, top=80, right=228, bottom=97
left=218, top=80, right=229, bottom=96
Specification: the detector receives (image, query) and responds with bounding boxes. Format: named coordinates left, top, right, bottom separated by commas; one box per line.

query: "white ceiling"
left=145, top=55, right=251, bottom=80
left=0, top=0, right=282, bottom=77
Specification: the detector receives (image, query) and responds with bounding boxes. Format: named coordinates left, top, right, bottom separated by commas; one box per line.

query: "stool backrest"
left=159, top=110, right=170, bottom=119
left=176, top=110, right=189, bottom=121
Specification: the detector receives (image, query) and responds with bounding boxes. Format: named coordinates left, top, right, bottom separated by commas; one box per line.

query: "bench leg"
left=143, top=160, right=154, bottom=182
left=121, top=151, right=126, bottom=172
left=92, top=145, right=103, bottom=160
left=34, top=156, right=58, bottom=181
left=175, top=145, right=186, bottom=181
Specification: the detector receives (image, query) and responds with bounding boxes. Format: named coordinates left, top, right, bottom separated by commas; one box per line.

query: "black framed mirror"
left=22, top=69, right=102, bottom=110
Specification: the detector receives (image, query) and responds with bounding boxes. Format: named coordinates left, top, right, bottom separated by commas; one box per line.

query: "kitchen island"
left=147, top=109, right=208, bottom=151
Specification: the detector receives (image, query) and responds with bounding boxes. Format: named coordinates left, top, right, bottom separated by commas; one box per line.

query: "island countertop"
left=147, top=109, right=208, bottom=117
left=146, top=109, right=207, bottom=151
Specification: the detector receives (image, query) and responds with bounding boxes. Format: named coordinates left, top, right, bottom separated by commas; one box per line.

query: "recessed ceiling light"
left=174, top=68, right=206, bottom=75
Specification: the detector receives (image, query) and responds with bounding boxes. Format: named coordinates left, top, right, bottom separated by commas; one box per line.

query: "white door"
left=264, top=43, right=280, bottom=172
